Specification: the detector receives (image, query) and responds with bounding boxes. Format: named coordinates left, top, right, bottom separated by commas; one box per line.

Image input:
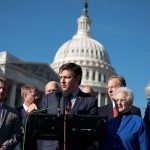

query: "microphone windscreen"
left=55, top=91, right=62, bottom=99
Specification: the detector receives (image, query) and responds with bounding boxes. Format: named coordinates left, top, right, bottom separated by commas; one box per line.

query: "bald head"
left=82, top=86, right=95, bottom=96
left=45, top=81, right=61, bottom=95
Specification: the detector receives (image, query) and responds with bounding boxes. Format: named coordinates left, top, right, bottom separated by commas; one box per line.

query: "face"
left=114, top=92, right=131, bottom=114
left=59, top=69, right=80, bottom=95
left=24, top=90, right=39, bottom=106
left=45, top=83, right=58, bottom=94
left=107, top=78, right=121, bottom=100
left=0, top=81, right=6, bottom=101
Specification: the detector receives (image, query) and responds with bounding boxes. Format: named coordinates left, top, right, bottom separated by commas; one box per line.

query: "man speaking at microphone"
left=40, top=63, right=98, bottom=150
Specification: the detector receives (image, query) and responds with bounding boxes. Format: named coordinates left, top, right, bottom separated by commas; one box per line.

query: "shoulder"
left=16, top=105, right=23, bottom=111
left=78, top=90, right=97, bottom=101
left=147, top=101, right=150, bottom=107
left=131, top=105, right=140, bottom=110
left=129, top=115, right=144, bottom=125
left=131, top=105, right=141, bottom=116
left=3, top=103, right=19, bottom=116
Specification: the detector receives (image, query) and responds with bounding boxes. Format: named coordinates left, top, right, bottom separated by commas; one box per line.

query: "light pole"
left=145, top=81, right=150, bottom=100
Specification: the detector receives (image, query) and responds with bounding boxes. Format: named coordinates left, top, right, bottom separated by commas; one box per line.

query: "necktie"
left=64, top=95, right=72, bottom=114
left=113, top=107, right=118, bottom=118
left=26, top=111, right=29, bottom=116
left=67, top=98, right=72, bottom=113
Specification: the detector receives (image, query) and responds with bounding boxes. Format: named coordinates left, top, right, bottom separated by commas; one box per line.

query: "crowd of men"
left=0, top=62, right=149, bottom=150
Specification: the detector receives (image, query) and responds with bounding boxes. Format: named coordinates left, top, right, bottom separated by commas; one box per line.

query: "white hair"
left=112, top=87, right=134, bottom=103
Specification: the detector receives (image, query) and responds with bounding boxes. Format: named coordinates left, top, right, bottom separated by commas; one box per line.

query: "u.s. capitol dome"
left=51, top=1, right=116, bottom=106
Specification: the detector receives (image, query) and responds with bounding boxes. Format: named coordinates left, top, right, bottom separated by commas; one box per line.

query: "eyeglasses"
left=114, top=99, right=127, bottom=104
left=26, top=93, right=39, bottom=99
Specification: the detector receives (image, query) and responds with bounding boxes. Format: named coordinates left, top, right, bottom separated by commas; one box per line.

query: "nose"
left=0, top=87, right=6, bottom=93
left=60, top=77, right=65, bottom=84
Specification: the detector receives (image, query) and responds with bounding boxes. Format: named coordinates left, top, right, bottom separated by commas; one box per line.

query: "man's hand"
left=27, top=103, right=38, bottom=113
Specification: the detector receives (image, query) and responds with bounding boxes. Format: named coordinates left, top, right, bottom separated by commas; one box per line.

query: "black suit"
left=98, top=103, right=141, bottom=121
left=39, top=89, right=98, bottom=150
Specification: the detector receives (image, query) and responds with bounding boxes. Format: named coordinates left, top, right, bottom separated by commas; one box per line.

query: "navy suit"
left=105, top=114, right=149, bottom=150
left=98, top=103, right=141, bottom=121
left=40, top=90, right=98, bottom=150
left=42, top=90, right=98, bottom=115
left=0, top=103, right=21, bottom=150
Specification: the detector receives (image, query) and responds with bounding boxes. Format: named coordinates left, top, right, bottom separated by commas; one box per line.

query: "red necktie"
left=67, top=99, right=72, bottom=113
left=65, top=96, right=72, bottom=114
left=26, top=111, right=29, bottom=116
left=113, top=107, right=118, bottom=118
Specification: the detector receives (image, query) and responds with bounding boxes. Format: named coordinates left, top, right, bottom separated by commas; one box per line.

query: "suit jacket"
left=105, top=114, right=149, bottom=150
left=39, top=90, right=98, bottom=150
left=16, top=105, right=27, bottom=128
left=42, top=90, right=98, bottom=116
left=0, top=103, right=21, bottom=150
left=144, top=101, right=150, bottom=145
left=98, top=103, right=141, bottom=121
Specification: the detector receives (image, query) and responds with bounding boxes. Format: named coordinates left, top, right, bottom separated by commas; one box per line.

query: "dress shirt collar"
left=71, top=88, right=79, bottom=99
left=23, top=103, right=28, bottom=112
left=112, top=100, right=115, bottom=108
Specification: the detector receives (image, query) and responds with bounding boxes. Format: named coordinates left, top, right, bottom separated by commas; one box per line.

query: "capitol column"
left=8, top=81, right=17, bottom=107
left=95, top=71, right=99, bottom=82
left=98, top=92, right=101, bottom=107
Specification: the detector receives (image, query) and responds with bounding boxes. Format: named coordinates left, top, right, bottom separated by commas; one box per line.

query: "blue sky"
left=0, top=0, right=150, bottom=116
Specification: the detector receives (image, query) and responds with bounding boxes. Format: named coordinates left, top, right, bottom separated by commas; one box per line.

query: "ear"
left=76, top=75, right=81, bottom=84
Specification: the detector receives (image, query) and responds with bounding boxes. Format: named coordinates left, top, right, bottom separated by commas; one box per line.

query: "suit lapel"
left=71, top=97, right=83, bottom=114
left=71, top=90, right=84, bottom=114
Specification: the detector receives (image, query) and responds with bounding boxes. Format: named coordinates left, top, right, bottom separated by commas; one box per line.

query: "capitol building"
left=0, top=0, right=116, bottom=107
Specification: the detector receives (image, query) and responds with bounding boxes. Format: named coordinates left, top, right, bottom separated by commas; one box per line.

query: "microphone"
left=55, top=91, right=62, bottom=99
left=55, top=91, right=62, bottom=116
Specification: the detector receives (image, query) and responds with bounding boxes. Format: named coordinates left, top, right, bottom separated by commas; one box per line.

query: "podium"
left=23, top=113, right=107, bottom=150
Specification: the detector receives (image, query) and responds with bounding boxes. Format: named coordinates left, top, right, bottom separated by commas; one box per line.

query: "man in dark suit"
left=16, top=85, right=39, bottom=150
left=0, top=77, right=21, bottom=150
left=98, top=75, right=141, bottom=120
left=40, top=63, right=98, bottom=150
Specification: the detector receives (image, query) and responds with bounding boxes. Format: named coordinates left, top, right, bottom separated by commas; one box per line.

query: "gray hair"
left=45, top=81, right=62, bottom=92
left=112, top=87, right=134, bottom=103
